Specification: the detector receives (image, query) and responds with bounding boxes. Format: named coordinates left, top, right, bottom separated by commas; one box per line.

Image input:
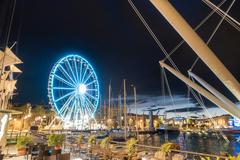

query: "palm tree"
left=11, top=103, right=31, bottom=130
left=45, top=110, right=56, bottom=125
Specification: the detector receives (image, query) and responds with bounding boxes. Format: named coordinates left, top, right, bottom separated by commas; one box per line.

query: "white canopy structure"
left=0, top=47, right=22, bottom=109
left=160, top=61, right=240, bottom=119
left=0, top=47, right=22, bottom=67
left=10, top=65, right=22, bottom=73
left=188, top=71, right=238, bottom=109
left=150, top=0, right=240, bottom=101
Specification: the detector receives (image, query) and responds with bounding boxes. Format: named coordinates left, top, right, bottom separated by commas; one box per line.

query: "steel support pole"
left=160, top=61, right=240, bottom=119
left=150, top=0, right=240, bottom=100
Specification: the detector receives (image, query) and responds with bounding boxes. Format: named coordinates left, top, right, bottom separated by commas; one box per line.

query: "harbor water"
left=138, top=132, right=240, bottom=156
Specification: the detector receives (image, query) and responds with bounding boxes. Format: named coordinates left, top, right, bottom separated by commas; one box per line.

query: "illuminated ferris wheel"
left=48, top=54, right=99, bottom=124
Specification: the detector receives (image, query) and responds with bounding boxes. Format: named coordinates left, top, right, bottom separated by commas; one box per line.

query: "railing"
left=170, top=149, right=229, bottom=160
left=6, top=131, right=29, bottom=144
left=111, top=141, right=229, bottom=159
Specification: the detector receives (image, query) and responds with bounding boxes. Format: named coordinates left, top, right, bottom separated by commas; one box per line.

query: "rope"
left=1, top=0, right=17, bottom=78
left=203, top=0, right=240, bottom=26
left=190, top=0, right=236, bottom=71
left=128, top=0, right=179, bottom=71
left=164, top=0, right=227, bottom=61
left=189, top=75, right=229, bottom=142
left=161, top=68, right=166, bottom=105
left=0, top=0, right=17, bottom=109
left=202, top=0, right=240, bottom=31
left=5, top=0, right=17, bottom=47
left=162, top=69, right=176, bottom=108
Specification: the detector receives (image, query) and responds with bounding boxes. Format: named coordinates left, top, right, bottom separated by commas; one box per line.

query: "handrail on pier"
left=110, top=141, right=229, bottom=159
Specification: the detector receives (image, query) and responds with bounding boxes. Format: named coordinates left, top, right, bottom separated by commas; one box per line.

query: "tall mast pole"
left=150, top=0, right=240, bottom=101
left=99, top=94, right=101, bottom=126
left=104, top=100, right=106, bottom=124
left=133, top=86, right=138, bottom=139
left=108, top=83, right=111, bottom=119
left=124, top=79, right=127, bottom=140
left=118, top=94, right=122, bottom=128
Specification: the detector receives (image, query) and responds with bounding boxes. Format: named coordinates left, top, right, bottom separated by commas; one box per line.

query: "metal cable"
left=164, top=0, right=227, bottom=61
left=162, top=69, right=176, bottom=108
left=190, top=88, right=229, bottom=143
left=202, top=0, right=240, bottom=31
left=128, top=0, right=180, bottom=71
left=190, top=0, right=237, bottom=71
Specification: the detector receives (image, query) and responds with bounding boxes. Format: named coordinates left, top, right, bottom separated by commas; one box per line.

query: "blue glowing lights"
left=48, top=54, right=100, bottom=124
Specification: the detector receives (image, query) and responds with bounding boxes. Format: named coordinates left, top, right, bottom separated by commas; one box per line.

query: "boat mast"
left=124, top=79, right=127, bottom=140
left=104, top=100, right=106, bottom=123
left=118, top=94, right=122, bottom=128
left=108, top=83, right=111, bottom=120
left=150, top=0, right=240, bottom=101
left=133, top=86, right=138, bottom=139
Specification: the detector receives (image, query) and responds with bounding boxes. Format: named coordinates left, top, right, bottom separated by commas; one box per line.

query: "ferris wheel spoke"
left=76, top=97, right=82, bottom=119
left=54, top=74, right=76, bottom=88
left=75, top=98, right=81, bottom=121
left=74, top=98, right=81, bottom=121
left=66, top=59, right=78, bottom=84
left=83, top=94, right=96, bottom=112
left=85, top=80, right=97, bottom=87
left=85, top=92, right=98, bottom=101
left=59, top=95, right=74, bottom=115
left=82, top=71, right=93, bottom=84
left=87, top=88, right=98, bottom=92
left=84, top=96, right=94, bottom=112
left=86, top=107, right=93, bottom=118
left=80, top=97, right=87, bottom=117
left=80, top=95, right=90, bottom=115
left=62, top=99, right=74, bottom=120
left=84, top=103, right=93, bottom=118
left=54, top=91, right=75, bottom=103
left=67, top=99, right=76, bottom=120
left=59, top=94, right=75, bottom=114
left=73, top=58, right=79, bottom=82
left=79, top=60, right=83, bottom=82
left=81, top=66, right=88, bottom=83
left=52, top=87, right=75, bottom=90
left=58, top=64, right=76, bottom=85
left=64, top=95, right=76, bottom=119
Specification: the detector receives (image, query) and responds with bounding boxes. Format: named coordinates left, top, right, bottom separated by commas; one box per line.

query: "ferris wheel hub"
left=78, top=84, right=87, bottom=94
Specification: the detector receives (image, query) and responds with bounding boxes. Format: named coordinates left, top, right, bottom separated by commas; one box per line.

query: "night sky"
left=0, top=0, right=239, bottom=105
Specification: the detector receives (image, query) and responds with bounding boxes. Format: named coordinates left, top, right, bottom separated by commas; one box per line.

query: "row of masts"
left=98, top=80, right=129, bottom=123
left=97, top=79, right=139, bottom=138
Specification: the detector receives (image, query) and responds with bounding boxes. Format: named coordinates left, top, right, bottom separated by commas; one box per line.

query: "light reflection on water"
left=138, top=132, right=240, bottom=156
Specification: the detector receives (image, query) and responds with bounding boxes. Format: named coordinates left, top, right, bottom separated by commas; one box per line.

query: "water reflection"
left=138, top=132, right=240, bottom=156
